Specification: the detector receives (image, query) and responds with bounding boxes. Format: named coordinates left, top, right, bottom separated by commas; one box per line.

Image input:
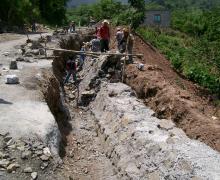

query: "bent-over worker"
left=64, top=57, right=77, bottom=84
left=120, top=28, right=134, bottom=64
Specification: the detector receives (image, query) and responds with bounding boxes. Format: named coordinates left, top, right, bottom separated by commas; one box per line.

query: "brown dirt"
left=114, top=31, right=220, bottom=152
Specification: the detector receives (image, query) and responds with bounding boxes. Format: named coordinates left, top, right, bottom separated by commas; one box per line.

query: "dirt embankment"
left=123, top=34, right=220, bottom=151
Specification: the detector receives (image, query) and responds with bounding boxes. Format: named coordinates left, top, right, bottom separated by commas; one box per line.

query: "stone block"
left=5, top=75, right=19, bottom=84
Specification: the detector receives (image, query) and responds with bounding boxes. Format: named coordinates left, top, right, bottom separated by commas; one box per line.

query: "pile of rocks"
left=20, top=40, right=45, bottom=57
left=0, top=132, right=53, bottom=179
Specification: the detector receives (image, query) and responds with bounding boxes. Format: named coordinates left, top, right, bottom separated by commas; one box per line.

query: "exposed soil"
left=53, top=85, right=118, bottom=180
left=123, top=32, right=220, bottom=152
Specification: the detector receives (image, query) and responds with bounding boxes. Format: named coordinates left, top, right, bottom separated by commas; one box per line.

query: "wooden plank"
left=46, top=48, right=144, bottom=57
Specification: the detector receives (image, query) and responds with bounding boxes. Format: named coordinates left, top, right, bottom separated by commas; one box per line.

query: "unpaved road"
left=0, top=33, right=59, bottom=148
left=0, top=33, right=61, bottom=180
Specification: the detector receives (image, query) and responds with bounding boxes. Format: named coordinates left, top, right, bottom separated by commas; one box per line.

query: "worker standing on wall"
left=99, top=20, right=110, bottom=52
left=115, top=27, right=123, bottom=52
left=120, top=28, right=134, bottom=64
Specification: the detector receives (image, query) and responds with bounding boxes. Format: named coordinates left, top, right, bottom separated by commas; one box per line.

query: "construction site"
left=0, top=21, right=220, bottom=180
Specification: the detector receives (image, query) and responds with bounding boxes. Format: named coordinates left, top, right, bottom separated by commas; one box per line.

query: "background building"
left=144, top=10, right=171, bottom=28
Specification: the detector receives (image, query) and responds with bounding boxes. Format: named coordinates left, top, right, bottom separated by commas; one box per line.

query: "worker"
left=32, top=21, right=36, bottom=32
left=64, top=56, right=77, bottom=84
left=78, top=44, right=87, bottom=71
left=99, top=20, right=110, bottom=52
left=119, top=28, right=134, bottom=63
left=115, top=27, right=123, bottom=52
left=90, top=36, right=100, bottom=52
left=69, top=21, right=75, bottom=33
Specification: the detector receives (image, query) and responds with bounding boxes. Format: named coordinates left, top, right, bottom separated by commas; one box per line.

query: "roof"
left=146, top=9, right=170, bottom=12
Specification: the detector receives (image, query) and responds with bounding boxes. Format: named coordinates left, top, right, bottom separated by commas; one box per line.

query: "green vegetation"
left=137, top=7, right=220, bottom=94
left=0, top=0, right=67, bottom=26
left=66, top=0, right=145, bottom=28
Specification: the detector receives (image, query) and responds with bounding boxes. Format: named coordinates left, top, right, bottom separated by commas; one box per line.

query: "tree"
left=128, top=0, right=145, bottom=11
left=0, top=0, right=67, bottom=26
left=39, top=0, right=67, bottom=25
left=128, top=0, right=145, bottom=29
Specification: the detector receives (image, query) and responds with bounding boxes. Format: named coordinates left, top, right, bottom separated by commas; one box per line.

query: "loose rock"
left=0, top=160, right=10, bottom=168
left=31, top=172, right=38, bottom=180
left=21, top=150, right=32, bottom=159
left=40, top=162, right=48, bottom=170
left=39, top=48, right=45, bottom=55
left=4, top=136, right=12, bottom=142
left=24, top=167, right=32, bottom=173
left=40, top=155, right=49, bottom=161
left=43, top=147, right=51, bottom=157
left=7, top=163, right=18, bottom=173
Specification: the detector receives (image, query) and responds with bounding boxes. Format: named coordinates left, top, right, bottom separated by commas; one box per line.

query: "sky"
left=67, top=0, right=128, bottom=7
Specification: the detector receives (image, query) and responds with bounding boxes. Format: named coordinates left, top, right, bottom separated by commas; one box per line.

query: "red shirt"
left=99, top=25, right=110, bottom=40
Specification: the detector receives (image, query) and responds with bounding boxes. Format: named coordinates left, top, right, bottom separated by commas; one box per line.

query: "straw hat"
left=123, top=28, right=129, bottom=33
left=103, top=19, right=109, bottom=24
left=117, top=27, right=121, bottom=31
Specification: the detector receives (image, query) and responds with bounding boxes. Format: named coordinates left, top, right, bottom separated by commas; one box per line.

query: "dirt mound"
left=124, top=34, right=220, bottom=152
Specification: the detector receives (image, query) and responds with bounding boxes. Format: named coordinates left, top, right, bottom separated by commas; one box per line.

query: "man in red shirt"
left=99, top=20, right=110, bottom=52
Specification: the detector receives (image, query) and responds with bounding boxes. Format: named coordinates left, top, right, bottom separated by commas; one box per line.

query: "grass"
left=136, top=27, right=220, bottom=95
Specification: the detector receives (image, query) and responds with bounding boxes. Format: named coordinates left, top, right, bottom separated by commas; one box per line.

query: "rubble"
left=39, top=48, right=45, bottom=55
left=0, top=160, right=10, bottom=168
left=30, top=41, right=44, bottom=49
left=16, top=57, right=32, bottom=63
left=40, top=155, right=49, bottom=161
left=21, top=150, right=32, bottom=159
left=43, top=147, right=51, bottom=157
left=90, top=82, right=220, bottom=179
left=31, top=172, right=38, bottom=179
left=7, top=163, right=19, bottom=173
left=24, top=167, right=33, bottom=173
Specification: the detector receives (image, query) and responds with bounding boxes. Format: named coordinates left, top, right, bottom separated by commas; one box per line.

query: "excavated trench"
left=41, top=33, right=220, bottom=179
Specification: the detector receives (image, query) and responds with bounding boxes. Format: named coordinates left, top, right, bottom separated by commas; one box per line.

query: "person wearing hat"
left=99, top=20, right=110, bottom=52
left=115, top=27, right=123, bottom=52
left=119, top=28, right=134, bottom=63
